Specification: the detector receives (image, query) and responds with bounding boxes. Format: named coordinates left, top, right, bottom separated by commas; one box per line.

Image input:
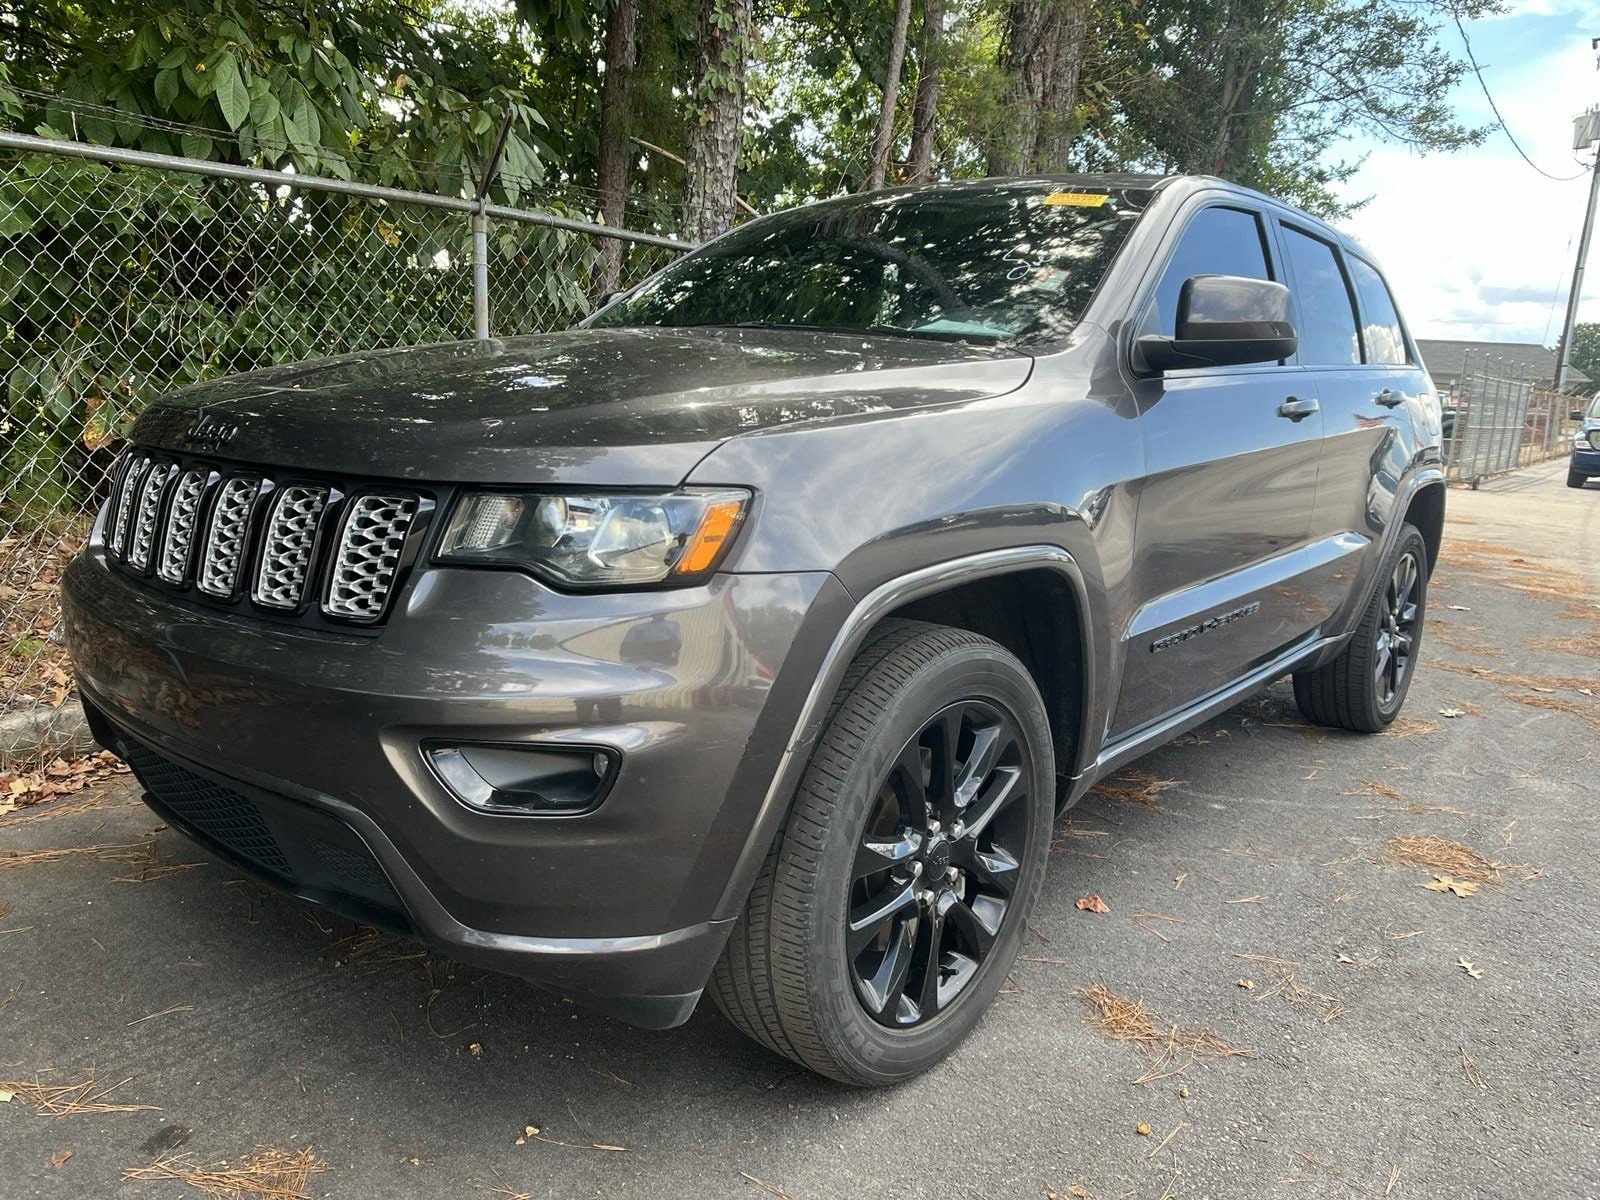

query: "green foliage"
left=0, top=151, right=608, bottom=527
left=1569, top=323, right=1600, bottom=392
left=6, top=0, right=548, bottom=202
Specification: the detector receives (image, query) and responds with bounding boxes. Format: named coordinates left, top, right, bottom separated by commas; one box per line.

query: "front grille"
left=127, top=461, right=176, bottom=570
left=157, top=469, right=208, bottom=584
left=325, top=494, right=419, bottom=622
left=121, top=738, right=407, bottom=922
left=104, top=450, right=424, bottom=627
left=198, top=475, right=262, bottom=597
left=107, top=455, right=142, bottom=558
left=253, top=485, right=329, bottom=609
left=123, top=741, right=292, bottom=876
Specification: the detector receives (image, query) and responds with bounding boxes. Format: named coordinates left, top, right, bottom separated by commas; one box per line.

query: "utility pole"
left=1553, top=41, right=1600, bottom=393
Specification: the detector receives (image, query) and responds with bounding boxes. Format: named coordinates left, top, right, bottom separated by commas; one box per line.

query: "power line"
left=1452, top=14, right=1589, bottom=183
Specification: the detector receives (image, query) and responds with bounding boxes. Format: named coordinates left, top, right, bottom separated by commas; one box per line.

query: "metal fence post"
left=472, top=204, right=490, bottom=340
left=472, top=113, right=516, bottom=341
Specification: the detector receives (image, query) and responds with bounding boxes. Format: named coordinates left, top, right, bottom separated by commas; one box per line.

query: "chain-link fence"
left=0, top=131, right=691, bottom=767
left=1442, top=351, right=1578, bottom=487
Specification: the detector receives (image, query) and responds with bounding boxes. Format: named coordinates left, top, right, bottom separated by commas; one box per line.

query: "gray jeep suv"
left=62, top=175, right=1444, bottom=1085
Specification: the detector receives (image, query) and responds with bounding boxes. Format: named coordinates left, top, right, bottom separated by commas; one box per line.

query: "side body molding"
left=712, top=545, right=1097, bottom=922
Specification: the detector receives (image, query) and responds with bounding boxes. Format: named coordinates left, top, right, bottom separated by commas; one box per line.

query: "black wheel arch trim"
left=711, top=545, right=1099, bottom=924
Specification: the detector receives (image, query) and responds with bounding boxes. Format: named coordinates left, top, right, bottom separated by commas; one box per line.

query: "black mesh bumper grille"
left=123, top=742, right=291, bottom=876
left=121, top=739, right=409, bottom=929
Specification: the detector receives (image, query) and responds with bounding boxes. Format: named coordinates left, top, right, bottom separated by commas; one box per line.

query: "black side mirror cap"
left=1136, top=274, right=1297, bottom=372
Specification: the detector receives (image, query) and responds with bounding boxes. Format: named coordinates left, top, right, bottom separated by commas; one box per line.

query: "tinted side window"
left=1141, top=206, right=1271, bottom=338
left=1348, top=256, right=1408, bottom=365
left=1281, top=227, right=1360, bottom=365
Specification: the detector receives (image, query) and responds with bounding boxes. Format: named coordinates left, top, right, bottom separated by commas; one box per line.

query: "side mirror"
left=1572, top=409, right=1586, bottom=422
left=1136, top=275, right=1297, bottom=373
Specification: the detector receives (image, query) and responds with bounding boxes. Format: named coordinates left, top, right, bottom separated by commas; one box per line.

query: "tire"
left=1293, top=523, right=1428, bottom=733
left=709, top=619, right=1054, bottom=1085
left=1569, top=467, right=1587, bottom=490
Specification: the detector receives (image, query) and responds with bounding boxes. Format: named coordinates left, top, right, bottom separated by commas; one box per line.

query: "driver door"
left=1112, top=202, right=1325, bottom=738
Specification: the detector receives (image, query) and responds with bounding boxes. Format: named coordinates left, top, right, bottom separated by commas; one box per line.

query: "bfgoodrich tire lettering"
left=709, top=619, right=1054, bottom=1085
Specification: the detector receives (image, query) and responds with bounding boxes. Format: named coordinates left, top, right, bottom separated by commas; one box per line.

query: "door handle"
left=1374, top=388, right=1403, bottom=408
left=1277, top=396, right=1319, bottom=421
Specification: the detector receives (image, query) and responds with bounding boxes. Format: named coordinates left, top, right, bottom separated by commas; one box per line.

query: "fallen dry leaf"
left=1075, top=894, right=1110, bottom=914
left=49, top=1149, right=73, bottom=1168
left=1136, top=1122, right=1152, bottom=1136
left=1439, top=708, right=1466, bottom=719
left=1457, top=958, right=1484, bottom=979
left=1423, top=874, right=1480, bottom=898
left=1236, top=978, right=1255, bottom=990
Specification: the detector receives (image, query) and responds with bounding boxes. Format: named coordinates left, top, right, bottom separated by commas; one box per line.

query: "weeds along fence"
left=0, top=131, right=691, bottom=766
left=1442, top=350, right=1577, bottom=487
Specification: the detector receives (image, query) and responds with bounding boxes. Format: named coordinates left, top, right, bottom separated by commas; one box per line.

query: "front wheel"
left=1293, top=523, right=1429, bottom=732
left=1569, top=467, right=1588, bottom=490
left=710, top=620, right=1054, bottom=1085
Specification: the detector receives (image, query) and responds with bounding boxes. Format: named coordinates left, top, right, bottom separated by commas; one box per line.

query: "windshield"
left=1589, top=394, right=1600, bottom=420
left=590, top=183, right=1152, bottom=346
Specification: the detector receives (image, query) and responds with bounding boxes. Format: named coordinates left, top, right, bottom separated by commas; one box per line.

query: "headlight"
left=436, top=488, right=749, bottom=588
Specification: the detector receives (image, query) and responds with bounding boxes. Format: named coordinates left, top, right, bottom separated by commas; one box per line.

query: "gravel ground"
left=2, top=458, right=1597, bottom=1200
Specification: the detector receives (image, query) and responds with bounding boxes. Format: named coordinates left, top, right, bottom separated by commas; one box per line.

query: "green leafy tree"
left=1567, top=324, right=1600, bottom=392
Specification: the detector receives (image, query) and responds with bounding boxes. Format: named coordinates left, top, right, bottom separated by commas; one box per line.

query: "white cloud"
left=1331, top=23, right=1598, bottom=345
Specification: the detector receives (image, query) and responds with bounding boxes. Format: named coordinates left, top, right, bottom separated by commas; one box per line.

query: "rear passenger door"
left=1114, top=201, right=1325, bottom=740
left=1275, top=224, right=1421, bottom=627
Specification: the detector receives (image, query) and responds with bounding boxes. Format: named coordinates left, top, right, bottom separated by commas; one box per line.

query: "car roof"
left=784, top=173, right=1359, bottom=252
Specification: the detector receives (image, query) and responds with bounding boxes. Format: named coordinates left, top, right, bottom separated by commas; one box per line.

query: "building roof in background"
left=1415, top=339, right=1589, bottom=389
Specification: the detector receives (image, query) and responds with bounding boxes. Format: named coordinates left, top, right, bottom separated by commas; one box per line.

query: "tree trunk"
left=986, top=0, right=1046, bottom=177
left=1030, top=0, right=1088, bottom=172
left=682, top=0, right=751, bottom=243
left=905, top=0, right=943, bottom=184
left=595, top=0, right=639, bottom=298
left=865, top=0, right=915, bottom=191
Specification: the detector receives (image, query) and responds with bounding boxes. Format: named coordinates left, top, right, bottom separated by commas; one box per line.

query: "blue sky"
left=1331, top=0, right=1599, bottom=345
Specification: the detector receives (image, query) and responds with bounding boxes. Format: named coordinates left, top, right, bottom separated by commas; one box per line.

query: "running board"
left=1070, top=634, right=1343, bottom=801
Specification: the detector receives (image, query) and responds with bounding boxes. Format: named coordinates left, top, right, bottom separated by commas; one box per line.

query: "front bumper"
left=1570, top=444, right=1600, bottom=476
left=63, top=546, right=849, bottom=1027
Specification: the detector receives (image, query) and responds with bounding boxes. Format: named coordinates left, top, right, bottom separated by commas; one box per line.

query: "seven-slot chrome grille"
left=103, top=451, right=422, bottom=625
left=325, top=495, right=419, bottom=620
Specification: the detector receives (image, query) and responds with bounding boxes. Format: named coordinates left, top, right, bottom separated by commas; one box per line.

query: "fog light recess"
left=425, top=742, right=618, bottom=816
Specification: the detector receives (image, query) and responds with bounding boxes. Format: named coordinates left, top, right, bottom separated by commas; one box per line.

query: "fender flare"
left=711, top=544, right=1098, bottom=922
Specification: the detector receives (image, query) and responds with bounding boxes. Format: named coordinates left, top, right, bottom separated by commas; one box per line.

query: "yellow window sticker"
left=1042, top=191, right=1109, bottom=207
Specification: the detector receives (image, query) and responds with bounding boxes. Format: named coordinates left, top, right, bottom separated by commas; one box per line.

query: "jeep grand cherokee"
left=62, top=175, right=1444, bottom=1085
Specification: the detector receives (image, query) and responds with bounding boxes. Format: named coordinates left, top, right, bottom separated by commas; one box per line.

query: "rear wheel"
left=1569, top=467, right=1588, bottom=490
left=709, top=620, right=1053, bottom=1085
left=1294, top=524, right=1428, bottom=733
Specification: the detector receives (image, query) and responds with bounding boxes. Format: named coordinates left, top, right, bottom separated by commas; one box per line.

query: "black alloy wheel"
left=1374, top=549, right=1421, bottom=710
left=709, top=619, right=1054, bottom=1085
left=847, top=700, right=1032, bottom=1027
left=1293, top=522, right=1430, bottom=733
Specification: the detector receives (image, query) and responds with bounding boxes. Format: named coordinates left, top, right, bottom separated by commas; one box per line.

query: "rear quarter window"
left=1347, top=256, right=1409, bottom=366
left=1281, top=226, right=1361, bottom=366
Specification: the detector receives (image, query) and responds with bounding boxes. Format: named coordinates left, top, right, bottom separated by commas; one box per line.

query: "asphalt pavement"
left=2, top=457, right=1597, bottom=1199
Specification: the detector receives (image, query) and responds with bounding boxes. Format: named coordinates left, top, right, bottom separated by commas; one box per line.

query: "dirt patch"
left=0, top=525, right=81, bottom=719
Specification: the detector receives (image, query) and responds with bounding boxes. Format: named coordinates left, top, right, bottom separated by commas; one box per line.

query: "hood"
left=131, top=327, right=1033, bottom=486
